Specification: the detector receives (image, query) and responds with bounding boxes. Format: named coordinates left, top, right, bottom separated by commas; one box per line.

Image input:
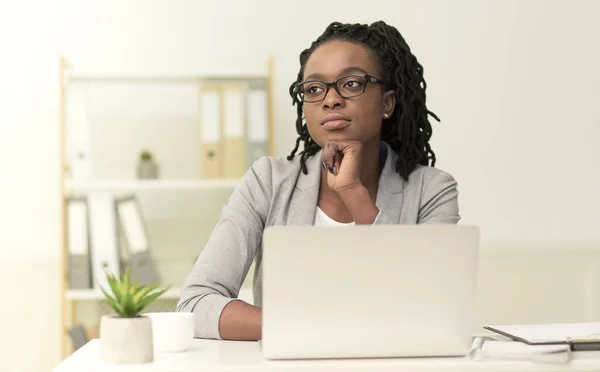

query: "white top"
left=54, top=339, right=600, bottom=372
left=314, top=207, right=355, bottom=227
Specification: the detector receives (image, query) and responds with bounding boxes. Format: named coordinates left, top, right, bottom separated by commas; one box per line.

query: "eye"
left=306, top=84, right=324, bottom=94
left=343, top=79, right=364, bottom=90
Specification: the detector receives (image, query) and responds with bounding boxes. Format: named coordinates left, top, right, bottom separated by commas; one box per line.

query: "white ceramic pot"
left=137, top=160, right=158, bottom=179
left=100, top=315, right=154, bottom=364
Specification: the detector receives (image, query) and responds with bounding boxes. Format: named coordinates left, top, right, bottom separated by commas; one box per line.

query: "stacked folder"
left=198, top=81, right=270, bottom=179
left=66, top=193, right=159, bottom=290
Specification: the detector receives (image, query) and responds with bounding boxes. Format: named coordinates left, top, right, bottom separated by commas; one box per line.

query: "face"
left=300, top=40, right=396, bottom=148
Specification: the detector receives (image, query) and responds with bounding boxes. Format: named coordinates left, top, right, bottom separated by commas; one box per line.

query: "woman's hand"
left=321, top=140, right=380, bottom=224
left=321, top=140, right=364, bottom=194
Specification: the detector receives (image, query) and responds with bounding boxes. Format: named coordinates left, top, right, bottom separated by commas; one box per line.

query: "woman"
left=176, top=21, right=459, bottom=341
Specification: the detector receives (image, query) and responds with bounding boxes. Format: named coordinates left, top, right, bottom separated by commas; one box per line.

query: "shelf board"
left=65, top=179, right=240, bottom=192
left=65, top=287, right=253, bottom=302
left=65, top=73, right=268, bottom=83
left=65, top=288, right=181, bottom=301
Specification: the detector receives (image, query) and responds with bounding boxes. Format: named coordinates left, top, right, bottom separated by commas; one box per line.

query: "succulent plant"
left=101, top=267, right=170, bottom=318
left=140, top=151, right=153, bottom=161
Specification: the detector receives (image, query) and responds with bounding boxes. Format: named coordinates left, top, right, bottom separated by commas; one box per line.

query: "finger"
left=320, top=142, right=333, bottom=174
left=338, top=141, right=362, bottom=155
left=326, top=141, right=338, bottom=171
left=333, top=150, right=341, bottom=175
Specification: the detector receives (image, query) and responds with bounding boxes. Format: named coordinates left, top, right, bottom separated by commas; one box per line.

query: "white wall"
left=0, top=1, right=63, bottom=371
left=63, top=0, right=600, bottom=244
left=1, top=1, right=599, bottom=371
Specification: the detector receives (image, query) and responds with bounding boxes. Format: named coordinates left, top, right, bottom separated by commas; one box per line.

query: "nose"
left=322, top=86, right=345, bottom=109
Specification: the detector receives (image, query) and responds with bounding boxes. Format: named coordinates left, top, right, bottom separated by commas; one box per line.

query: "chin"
left=319, top=131, right=361, bottom=143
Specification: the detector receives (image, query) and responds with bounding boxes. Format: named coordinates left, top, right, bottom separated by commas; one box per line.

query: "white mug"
left=146, top=312, right=194, bottom=353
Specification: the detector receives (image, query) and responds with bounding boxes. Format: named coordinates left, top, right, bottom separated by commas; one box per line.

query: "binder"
left=222, top=83, right=247, bottom=178
left=66, top=196, right=92, bottom=289
left=115, top=195, right=159, bottom=286
left=246, top=87, right=269, bottom=167
left=199, top=85, right=222, bottom=179
left=67, top=324, right=89, bottom=351
left=87, top=192, right=121, bottom=291
left=484, top=322, right=600, bottom=351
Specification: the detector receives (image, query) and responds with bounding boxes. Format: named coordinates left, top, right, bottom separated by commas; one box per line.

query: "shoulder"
left=244, top=154, right=303, bottom=188
left=406, top=165, right=458, bottom=196
left=410, top=164, right=457, bottom=185
left=248, top=154, right=302, bottom=177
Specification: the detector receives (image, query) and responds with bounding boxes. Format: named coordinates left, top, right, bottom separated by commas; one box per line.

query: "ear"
left=382, top=90, right=396, bottom=118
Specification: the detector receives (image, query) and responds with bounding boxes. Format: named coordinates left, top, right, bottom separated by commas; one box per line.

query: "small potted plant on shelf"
left=99, top=267, right=169, bottom=364
left=137, top=150, right=159, bottom=179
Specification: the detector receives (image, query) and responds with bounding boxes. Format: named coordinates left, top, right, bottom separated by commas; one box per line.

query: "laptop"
left=260, top=224, right=479, bottom=360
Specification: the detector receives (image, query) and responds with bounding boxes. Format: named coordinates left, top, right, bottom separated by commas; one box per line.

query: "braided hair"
left=287, top=21, right=440, bottom=181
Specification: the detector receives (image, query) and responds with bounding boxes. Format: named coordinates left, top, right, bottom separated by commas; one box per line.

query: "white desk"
left=54, top=339, right=600, bottom=372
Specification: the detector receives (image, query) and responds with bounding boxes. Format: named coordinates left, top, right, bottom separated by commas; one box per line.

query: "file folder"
left=222, top=83, right=247, bottom=178
left=484, top=322, right=600, bottom=351
left=199, top=86, right=222, bottom=179
left=246, top=87, right=269, bottom=167
left=87, top=192, right=121, bottom=291
left=115, top=195, right=159, bottom=286
left=67, top=324, right=89, bottom=351
left=66, top=196, right=92, bottom=289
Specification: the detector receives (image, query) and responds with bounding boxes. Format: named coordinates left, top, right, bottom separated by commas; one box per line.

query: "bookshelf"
left=65, top=287, right=253, bottom=302
left=65, top=179, right=241, bottom=192
left=65, top=288, right=183, bottom=301
left=58, top=55, right=274, bottom=358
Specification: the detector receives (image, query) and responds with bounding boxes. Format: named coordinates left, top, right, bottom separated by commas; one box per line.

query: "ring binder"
left=115, top=195, right=159, bottom=286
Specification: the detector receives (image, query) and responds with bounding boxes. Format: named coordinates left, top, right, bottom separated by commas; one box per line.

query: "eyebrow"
left=304, top=67, right=369, bottom=81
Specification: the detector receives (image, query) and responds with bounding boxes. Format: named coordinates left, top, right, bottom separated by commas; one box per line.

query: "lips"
left=321, top=114, right=351, bottom=130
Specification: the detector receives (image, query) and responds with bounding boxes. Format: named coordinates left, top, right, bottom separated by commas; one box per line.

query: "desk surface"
left=55, top=339, right=600, bottom=372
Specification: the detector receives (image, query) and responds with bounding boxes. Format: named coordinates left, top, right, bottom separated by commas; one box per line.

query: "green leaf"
left=133, top=280, right=141, bottom=292
left=101, top=287, right=125, bottom=316
left=132, top=281, right=154, bottom=297
left=106, top=272, right=123, bottom=303
left=122, top=285, right=135, bottom=317
left=135, top=287, right=170, bottom=313
left=132, top=285, right=155, bottom=304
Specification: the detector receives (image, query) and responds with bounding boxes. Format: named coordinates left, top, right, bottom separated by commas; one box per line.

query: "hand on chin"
left=320, top=140, right=364, bottom=194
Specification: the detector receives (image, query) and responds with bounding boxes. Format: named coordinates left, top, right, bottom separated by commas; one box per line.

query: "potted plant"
left=99, top=267, right=169, bottom=364
left=137, top=150, right=159, bottom=179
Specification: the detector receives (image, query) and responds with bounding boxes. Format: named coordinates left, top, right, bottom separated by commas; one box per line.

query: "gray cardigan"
left=176, top=142, right=460, bottom=339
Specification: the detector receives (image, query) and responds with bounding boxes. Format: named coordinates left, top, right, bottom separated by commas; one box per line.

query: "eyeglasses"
left=294, top=74, right=387, bottom=103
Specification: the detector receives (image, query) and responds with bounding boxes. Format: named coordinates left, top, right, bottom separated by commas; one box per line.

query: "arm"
left=417, top=171, right=460, bottom=224
left=176, top=157, right=272, bottom=340
left=338, top=185, right=379, bottom=224
left=218, top=300, right=262, bottom=340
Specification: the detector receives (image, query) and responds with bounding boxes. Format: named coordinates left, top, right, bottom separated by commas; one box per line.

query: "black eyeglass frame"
left=294, top=74, right=388, bottom=103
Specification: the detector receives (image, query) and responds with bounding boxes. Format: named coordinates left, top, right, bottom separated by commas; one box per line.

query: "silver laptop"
left=260, top=224, right=479, bottom=360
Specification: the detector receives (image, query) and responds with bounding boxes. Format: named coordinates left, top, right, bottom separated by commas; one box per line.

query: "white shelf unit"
left=65, top=288, right=183, bottom=301
left=65, top=286, right=253, bottom=303
left=65, top=73, right=270, bottom=83
left=65, top=179, right=241, bottom=192
left=58, top=55, right=274, bottom=359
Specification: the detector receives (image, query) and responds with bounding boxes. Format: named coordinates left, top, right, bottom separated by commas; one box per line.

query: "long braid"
left=287, top=21, right=439, bottom=181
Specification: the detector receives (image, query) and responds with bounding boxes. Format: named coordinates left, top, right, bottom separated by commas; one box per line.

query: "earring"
left=383, top=113, right=389, bottom=119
